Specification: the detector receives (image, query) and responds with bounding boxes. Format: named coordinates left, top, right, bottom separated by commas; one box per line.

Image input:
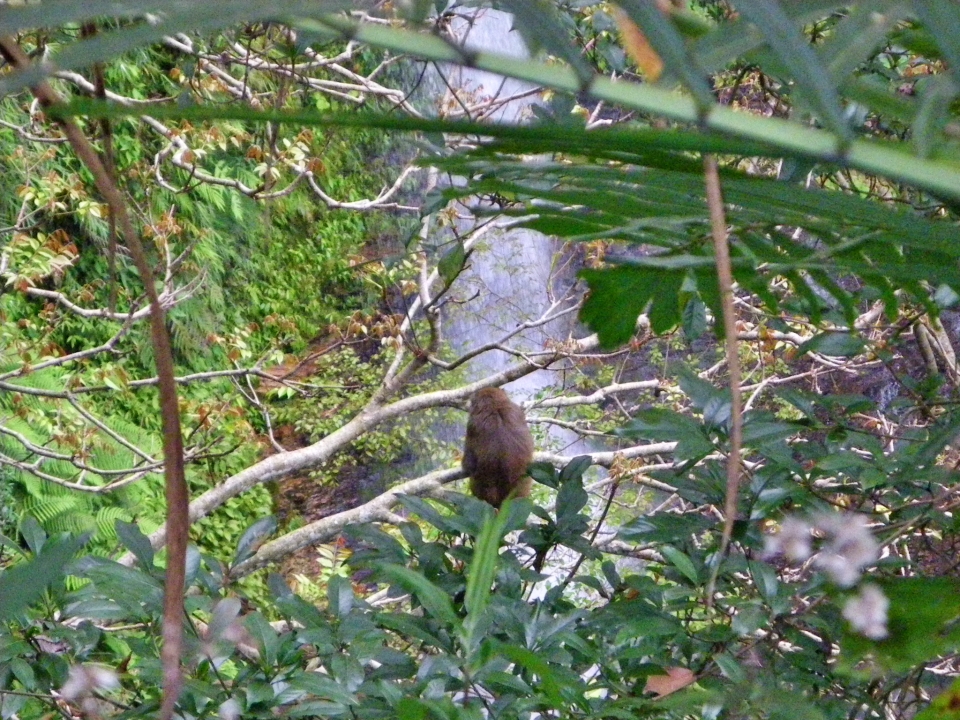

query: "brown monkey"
left=462, top=387, right=534, bottom=508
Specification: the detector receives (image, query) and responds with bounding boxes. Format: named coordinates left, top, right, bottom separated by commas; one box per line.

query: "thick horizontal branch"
left=228, top=440, right=677, bottom=577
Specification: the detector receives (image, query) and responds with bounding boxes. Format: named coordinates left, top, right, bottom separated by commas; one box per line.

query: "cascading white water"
left=436, top=9, right=577, bottom=400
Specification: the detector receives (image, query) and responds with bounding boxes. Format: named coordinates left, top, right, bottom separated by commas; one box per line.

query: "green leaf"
left=232, top=515, right=277, bottom=567
left=19, top=516, right=45, bottom=554
left=378, top=564, right=459, bottom=627
left=581, top=265, right=685, bottom=347
left=714, top=652, right=747, bottom=682
left=681, top=295, right=707, bottom=340
left=840, top=577, right=960, bottom=672
left=916, top=677, right=960, bottom=720
left=661, top=545, right=699, bottom=584
left=529, top=461, right=560, bottom=489
left=494, top=642, right=572, bottom=710
left=289, top=671, right=358, bottom=706
left=559, top=456, right=592, bottom=485
left=616, top=0, right=714, bottom=106
left=327, top=575, right=354, bottom=618
left=437, top=241, right=466, bottom=286
left=913, top=0, right=960, bottom=88
left=115, top=520, right=154, bottom=570
left=496, top=0, right=593, bottom=81
left=245, top=611, right=280, bottom=666
left=462, top=501, right=514, bottom=652
left=732, top=0, right=850, bottom=139
left=556, top=471, right=589, bottom=527
left=0, top=534, right=88, bottom=620
left=395, top=495, right=475, bottom=535
left=618, top=409, right=713, bottom=461
left=797, top=331, right=866, bottom=357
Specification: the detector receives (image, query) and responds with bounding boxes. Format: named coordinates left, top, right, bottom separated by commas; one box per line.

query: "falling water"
left=435, top=9, right=578, bottom=400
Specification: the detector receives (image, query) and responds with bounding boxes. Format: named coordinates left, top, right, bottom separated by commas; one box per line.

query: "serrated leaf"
left=580, top=265, right=684, bottom=348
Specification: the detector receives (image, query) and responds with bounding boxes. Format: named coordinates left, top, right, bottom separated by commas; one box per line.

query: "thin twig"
left=703, top=155, right=742, bottom=606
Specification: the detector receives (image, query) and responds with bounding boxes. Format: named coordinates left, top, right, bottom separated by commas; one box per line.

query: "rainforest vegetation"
left=2, top=2, right=960, bottom=719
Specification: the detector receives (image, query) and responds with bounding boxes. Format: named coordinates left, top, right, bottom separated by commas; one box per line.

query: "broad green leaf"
left=559, top=456, right=593, bottom=485
left=327, top=575, right=354, bottom=618
left=618, top=409, right=713, bottom=461
left=581, top=265, right=685, bottom=347
left=437, top=241, right=467, bottom=286
left=379, top=564, right=459, bottom=627
left=797, top=331, right=866, bottom=357
left=115, top=520, right=154, bottom=570
left=0, top=534, right=88, bottom=621
left=714, top=652, right=747, bottom=683
left=232, top=515, right=277, bottom=567
left=495, top=642, right=578, bottom=710
left=661, top=545, right=699, bottom=584
left=840, top=577, right=960, bottom=672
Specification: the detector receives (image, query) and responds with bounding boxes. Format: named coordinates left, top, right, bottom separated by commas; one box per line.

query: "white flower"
left=842, top=584, right=889, bottom=640
left=219, top=698, right=242, bottom=720
left=764, top=516, right=813, bottom=562
left=813, top=513, right=879, bottom=587
left=814, top=551, right=862, bottom=588
left=60, top=664, right=120, bottom=701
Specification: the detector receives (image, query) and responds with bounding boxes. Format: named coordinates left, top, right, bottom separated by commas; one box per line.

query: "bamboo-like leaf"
left=820, top=0, right=909, bottom=83
left=731, top=0, right=851, bottom=138
left=692, top=0, right=847, bottom=72
left=461, top=499, right=515, bottom=653
left=0, top=0, right=175, bottom=31
left=912, top=74, right=957, bottom=158
left=615, top=0, right=714, bottom=106
left=912, top=0, right=960, bottom=88
left=495, top=0, right=593, bottom=82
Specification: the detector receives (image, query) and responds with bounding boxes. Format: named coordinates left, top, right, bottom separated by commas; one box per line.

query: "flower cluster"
left=764, top=512, right=879, bottom=587
left=765, top=512, right=888, bottom=640
left=59, top=664, right=120, bottom=717
left=842, top=584, right=890, bottom=640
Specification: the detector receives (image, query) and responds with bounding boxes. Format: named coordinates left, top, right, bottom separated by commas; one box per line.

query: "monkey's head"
left=469, top=387, right=511, bottom=412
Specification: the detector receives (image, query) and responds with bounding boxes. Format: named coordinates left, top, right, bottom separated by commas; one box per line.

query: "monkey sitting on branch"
left=462, top=387, right=534, bottom=509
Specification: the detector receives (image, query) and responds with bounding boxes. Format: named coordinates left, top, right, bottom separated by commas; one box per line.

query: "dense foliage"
left=3, top=1, right=960, bottom=719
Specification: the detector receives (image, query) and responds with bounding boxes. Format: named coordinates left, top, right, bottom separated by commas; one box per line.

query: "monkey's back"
left=463, top=388, right=534, bottom=508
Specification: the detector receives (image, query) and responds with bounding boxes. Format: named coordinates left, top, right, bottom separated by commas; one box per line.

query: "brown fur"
left=462, top=388, right=534, bottom=508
